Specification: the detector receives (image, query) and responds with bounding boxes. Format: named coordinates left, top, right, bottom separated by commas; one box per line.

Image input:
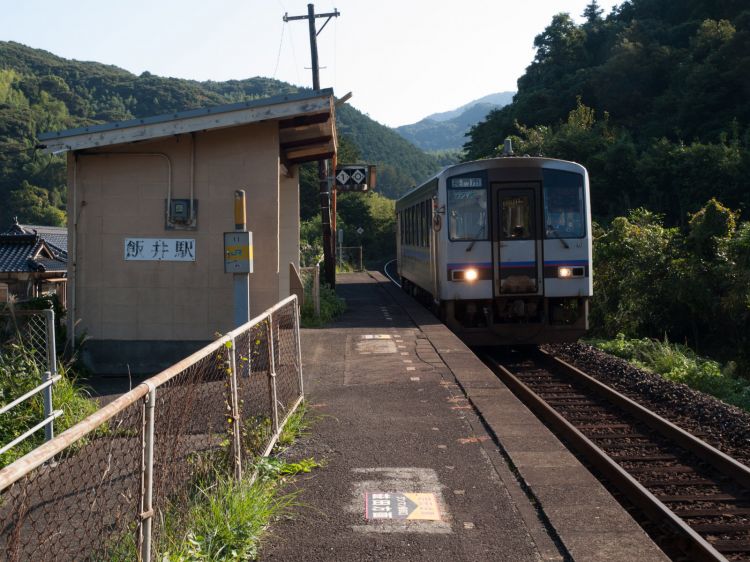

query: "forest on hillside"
left=464, top=0, right=750, bottom=370
left=465, top=0, right=750, bottom=225
left=0, top=41, right=438, bottom=227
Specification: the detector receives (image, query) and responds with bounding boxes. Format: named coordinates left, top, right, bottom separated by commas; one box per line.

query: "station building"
left=39, top=90, right=337, bottom=374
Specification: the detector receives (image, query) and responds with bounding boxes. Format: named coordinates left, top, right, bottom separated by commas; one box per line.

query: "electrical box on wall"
left=165, top=199, right=198, bottom=230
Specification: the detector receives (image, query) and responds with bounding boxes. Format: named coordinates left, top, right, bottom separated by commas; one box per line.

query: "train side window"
left=542, top=170, right=585, bottom=239
left=410, top=206, right=416, bottom=245
left=420, top=201, right=426, bottom=247
left=411, top=206, right=416, bottom=245
left=425, top=201, right=430, bottom=247
left=414, top=203, right=422, bottom=246
left=404, top=209, right=409, bottom=244
left=500, top=195, right=533, bottom=240
left=407, top=208, right=411, bottom=245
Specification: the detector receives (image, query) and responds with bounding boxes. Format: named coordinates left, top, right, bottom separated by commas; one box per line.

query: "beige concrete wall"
left=69, top=122, right=287, bottom=342
left=278, top=165, right=300, bottom=298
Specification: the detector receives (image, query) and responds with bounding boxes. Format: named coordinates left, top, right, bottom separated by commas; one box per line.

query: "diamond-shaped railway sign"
left=335, top=165, right=374, bottom=192
left=336, top=169, right=351, bottom=185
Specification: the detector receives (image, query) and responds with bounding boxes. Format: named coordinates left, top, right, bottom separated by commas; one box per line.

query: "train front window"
left=500, top=195, right=533, bottom=240
left=448, top=177, right=487, bottom=241
left=542, top=169, right=585, bottom=239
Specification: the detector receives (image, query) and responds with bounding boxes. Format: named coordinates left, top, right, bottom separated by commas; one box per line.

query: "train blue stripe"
left=446, top=260, right=589, bottom=268
left=543, top=260, right=589, bottom=266
left=447, top=262, right=492, bottom=269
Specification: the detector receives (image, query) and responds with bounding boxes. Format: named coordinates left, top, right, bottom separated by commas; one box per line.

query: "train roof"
left=396, top=156, right=587, bottom=207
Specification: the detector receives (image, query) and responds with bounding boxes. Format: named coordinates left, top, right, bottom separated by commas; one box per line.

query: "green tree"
left=8, top=182, right=66, bottom=226
left=591, top=208, right=679, bottom=337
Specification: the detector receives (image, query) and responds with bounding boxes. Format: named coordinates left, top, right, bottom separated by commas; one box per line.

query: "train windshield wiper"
left=466, top=225, right=486, bottom=252
left=546, top=226, right=570, bottom=248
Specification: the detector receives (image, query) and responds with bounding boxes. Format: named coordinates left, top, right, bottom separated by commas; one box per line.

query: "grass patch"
left=590, top=334, right=750, bottom=412
left=300, top=282, right=346, bottom=327
left=158, top=469, right=295, bottom=561
left=154, top=404, right=319, bottom=560
left=0, top=342, right=99, bottom=467
left=156, top=456, right=320, bottom=561
left=276, top=401, right=312, bottom=449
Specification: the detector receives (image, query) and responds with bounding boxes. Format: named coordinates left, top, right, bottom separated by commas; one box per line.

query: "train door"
left=492, top=184, right=543, bottom=297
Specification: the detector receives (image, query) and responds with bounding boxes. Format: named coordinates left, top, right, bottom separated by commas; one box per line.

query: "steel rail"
left=487, top=355, right=728, bottom=562
left=539, top=349, right=750, bottom=488
left=383, top=259, right=401, bottom=287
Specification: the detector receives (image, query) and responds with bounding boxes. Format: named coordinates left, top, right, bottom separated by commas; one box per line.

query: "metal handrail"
left=0, top=308, right=59, bottom=453
left=0, top=374, right=61, bottom=415
left=0, top=294, right=299, bottom=493
left=0, top=410, right=63, bottom=456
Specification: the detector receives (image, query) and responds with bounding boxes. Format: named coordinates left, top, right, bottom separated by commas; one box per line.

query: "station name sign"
left=335, top=164, right=376, bottom=192
left=124, top=238, right=195, bottom=261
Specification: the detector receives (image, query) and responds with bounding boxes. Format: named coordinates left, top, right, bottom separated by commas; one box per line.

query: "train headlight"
left=558, top=267, right=573, bottom=278
left=464, top=268, right=479, bottom=282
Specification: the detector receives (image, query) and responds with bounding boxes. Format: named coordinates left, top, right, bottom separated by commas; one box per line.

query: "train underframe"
left=444, top=296, right=589, bottom=345
left=402, top=278, right=588, bottom=345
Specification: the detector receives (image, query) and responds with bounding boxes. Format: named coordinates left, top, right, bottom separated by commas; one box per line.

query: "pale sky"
left=1, top=0, right=599, bottom=127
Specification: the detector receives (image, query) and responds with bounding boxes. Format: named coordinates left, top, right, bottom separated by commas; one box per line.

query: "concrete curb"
left=373, top=271, right=668, bottom=562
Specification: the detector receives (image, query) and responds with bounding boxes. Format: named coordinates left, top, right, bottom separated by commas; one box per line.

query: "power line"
left=287, top=21, right=302, bottom=85
left=333, top=9, right=338, bottom=91
left=272, top=22, right=285, bottom=79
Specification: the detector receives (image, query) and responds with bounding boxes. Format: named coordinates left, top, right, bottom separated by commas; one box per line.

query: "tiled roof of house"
left=3, top=222, right=68, bottom=254
left=0, top=221, right=67, bottom=273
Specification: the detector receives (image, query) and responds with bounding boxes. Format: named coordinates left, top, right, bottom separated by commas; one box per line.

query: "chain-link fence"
left=0, top=308, right=54, bottom=372
left=301, top=262, right=322, bottom=318
left=338, top=246, right=363, bottom=271
left=0, top=295, right=303, bottom=561
left=0, top=308, right=59, bottom=452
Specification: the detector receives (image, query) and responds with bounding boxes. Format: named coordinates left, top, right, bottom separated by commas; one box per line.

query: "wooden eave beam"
left=40, top=96, right=334, bottom=154
left=285, top=142, right=336, bottom=164
left=278, top=112, right=331, bottom=129
left=280, top=135, right=333, bottom=151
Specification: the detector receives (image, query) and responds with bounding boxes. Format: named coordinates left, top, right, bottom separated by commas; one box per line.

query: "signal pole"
left=284, top=4, right=340, bottom=287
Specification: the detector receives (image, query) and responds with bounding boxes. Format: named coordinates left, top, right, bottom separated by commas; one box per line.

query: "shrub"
left=592, top=334, right=750, bottom=412
left=300, top=282, right=346, bottom=327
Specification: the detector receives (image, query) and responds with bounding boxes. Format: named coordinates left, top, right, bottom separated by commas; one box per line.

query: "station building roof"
left=38, top=89, right=337, bottom=165
left=0, top=221, right=67, bottom=274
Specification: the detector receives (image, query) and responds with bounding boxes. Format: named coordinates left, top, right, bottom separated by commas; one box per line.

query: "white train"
left=396, top=153, right=592, bottom=345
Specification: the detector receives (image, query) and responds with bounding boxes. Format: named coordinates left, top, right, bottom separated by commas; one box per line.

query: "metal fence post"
left=228, top=337, right=243, bottom=480
left=267, top=316, right=280, bottom=434
left=140, top=385, right=156, bottom=562
left=43, top=308, right=56, bottom=442
left=293, top=297, right=304, bottom=398
left=314, top=262, right=321, bottom=318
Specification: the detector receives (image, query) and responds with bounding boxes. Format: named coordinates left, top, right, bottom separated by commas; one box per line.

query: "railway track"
left=485, top=348, right=750, bottom=562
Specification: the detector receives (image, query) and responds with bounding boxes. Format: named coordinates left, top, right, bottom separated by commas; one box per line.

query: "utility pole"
left=284, top=4, right=340, bottom=288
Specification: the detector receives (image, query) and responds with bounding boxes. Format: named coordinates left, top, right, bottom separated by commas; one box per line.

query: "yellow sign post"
left=226, top=190, right=252, bottom=327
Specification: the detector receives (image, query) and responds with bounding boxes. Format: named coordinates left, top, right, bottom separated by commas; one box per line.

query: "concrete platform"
left=260, top=272, right=668, bottom=562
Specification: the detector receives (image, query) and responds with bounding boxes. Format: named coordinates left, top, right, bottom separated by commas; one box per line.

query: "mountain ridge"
left=395, top=91, right=514, bottom=151
left=423, top=91, right=515, bottom=122
left=0, top=41, right=440, bottom=224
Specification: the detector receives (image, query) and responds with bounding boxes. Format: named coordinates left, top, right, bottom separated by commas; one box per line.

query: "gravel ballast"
left=544, top=342, right=750, bottom=467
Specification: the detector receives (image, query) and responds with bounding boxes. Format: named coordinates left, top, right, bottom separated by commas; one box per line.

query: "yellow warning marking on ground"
left=366, top=492, right=441, bottom=521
